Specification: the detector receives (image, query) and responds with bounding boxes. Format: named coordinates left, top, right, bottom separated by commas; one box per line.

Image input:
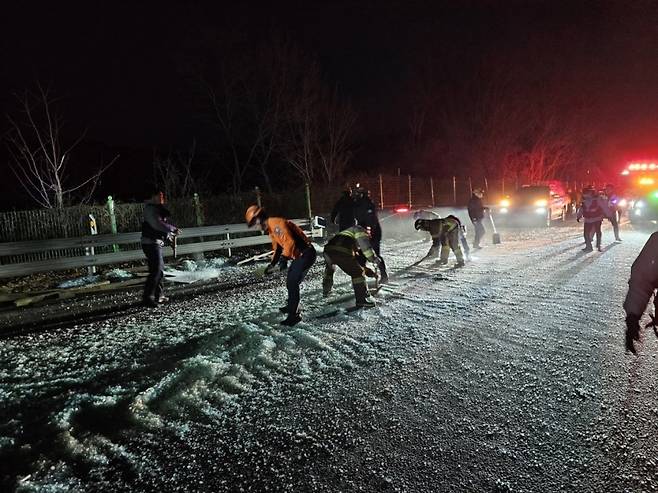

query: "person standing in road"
left=323, top=225, right=386, bottom=308
left=576, top=187, right=610, bottom=252
left=141, top=191, right=179, bottom=307
left=624, top=232, right=658, bottom=353
left=467, top=188, right=487, bottom=250
left=353, top=185, right=389, bottom=281
left=603, top=183, right=622, bottom=242
left=330, top=184, right=356, bottom=232
left=245, top=205, right=317, bottom=326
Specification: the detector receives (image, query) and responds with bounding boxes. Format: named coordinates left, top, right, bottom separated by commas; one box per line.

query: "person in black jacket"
left=467, top=188, right=487, bottom=249
left=353, top=185, right=388, bottom=281
left=624, top=232, right=658, bottom=353
left=330, top=185, right=356, bottom=232
left=141, top=191, right=179, bottom=307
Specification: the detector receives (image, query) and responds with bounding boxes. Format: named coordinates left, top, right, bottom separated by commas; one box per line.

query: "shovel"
left=489, top=213, right=501, bottom=244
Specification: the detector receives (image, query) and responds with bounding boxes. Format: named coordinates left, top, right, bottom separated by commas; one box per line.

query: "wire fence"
left=0, top=174, right=582, bottom=264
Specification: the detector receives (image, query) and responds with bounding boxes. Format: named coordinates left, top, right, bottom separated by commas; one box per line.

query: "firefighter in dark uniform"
left=604, top=183, right=622, bottom=242
left=576, top=187, right=610, bottom=252
left=323, top=225, right=386, bottom=307
left=467, top=188, right=486, bottom=249
left=414, top=215, right=466, bottom=267
left=353, top=185, right=389, bottom=281
left=624, top=232, right=658, bottom=353
left=246, top=205, right=317, bottom=326
left=330, top=185, right=356, bottom=232
left=141, top=191, right=179, bottom=307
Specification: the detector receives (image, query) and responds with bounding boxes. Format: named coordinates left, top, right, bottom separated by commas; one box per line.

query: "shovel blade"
left=492, top=233, right=501, bottom=244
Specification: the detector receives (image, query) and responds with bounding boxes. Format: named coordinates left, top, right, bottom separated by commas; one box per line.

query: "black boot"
left=354, top=283, right=375, bottom=308
left=280, top=313, right=302, bottom=326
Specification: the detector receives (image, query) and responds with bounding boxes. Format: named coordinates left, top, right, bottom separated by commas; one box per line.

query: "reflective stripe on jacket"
left=326, top=226, right=376, bottom=260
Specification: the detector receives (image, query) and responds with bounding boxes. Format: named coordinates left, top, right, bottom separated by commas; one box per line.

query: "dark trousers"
left=584, top=221, right=602, bottom=248
left=323, top=250, right=369, bottom=302
left=369, top=225, right=388, bottom=278
left=472, top=220, right=485, bottom=247
left=286, top=247, right=317, bottom=315
left=142, top=243, right=165, bottom=301
left=608, top=210, right=620, bottom=240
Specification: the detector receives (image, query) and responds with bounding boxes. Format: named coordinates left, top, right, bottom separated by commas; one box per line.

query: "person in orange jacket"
left=246, top=205, right=317, bottom=326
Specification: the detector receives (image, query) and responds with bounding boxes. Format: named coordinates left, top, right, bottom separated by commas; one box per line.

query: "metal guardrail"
left=0, top=219, right=321, bottom=279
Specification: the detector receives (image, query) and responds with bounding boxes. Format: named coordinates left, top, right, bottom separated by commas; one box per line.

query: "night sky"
left=2, top=1, right=658, bottom=208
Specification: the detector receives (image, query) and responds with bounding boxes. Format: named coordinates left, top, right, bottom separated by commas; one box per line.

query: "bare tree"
left=316, top=87, right=357, bottom=183
left=280, top=64, right=322, bottom=184
left=5, top=84, right=117, bottom=208
left=153, top=139, right=203, bottom=199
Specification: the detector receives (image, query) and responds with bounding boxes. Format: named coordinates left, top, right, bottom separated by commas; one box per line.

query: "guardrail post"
left=106, top=195, right=118, bottom=252
left=452, top=176, right=457, bottom=205
left=379, top=174, right=384, bottom=209
left=226, top=232, right=232, bottom=257
left=86, top=213, right=98, bottom=275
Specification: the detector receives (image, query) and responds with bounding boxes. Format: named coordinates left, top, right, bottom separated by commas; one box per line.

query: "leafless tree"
left=280, top=64, right=322, bottom=184
left=5, top=84, right=117, bottom=208
left=316, top=87, right=357, bottom=183
left=153, top=139, right=204, bottom=198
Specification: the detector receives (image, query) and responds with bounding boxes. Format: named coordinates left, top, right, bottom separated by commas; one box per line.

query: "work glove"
left=576, top=217, right=581, bottom=223
left=625, top=314, right=641, bottom=354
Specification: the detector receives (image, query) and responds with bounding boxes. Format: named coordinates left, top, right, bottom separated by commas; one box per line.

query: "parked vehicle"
left=494, top=185, right=568, bottom=227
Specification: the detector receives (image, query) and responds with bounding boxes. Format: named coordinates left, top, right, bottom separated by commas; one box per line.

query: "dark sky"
left=2, top=0, right=658, bottom=205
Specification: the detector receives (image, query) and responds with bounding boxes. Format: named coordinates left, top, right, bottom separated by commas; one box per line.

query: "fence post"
left=379, top=174, right=384, bottom=209
left=430, top=177, right=435, bottom=207
left=305, top=182, right=312, bottom=222
left=255, top=186, right=262, bottom=208
left=106, top=195, right=118, bottom=252
left=452, top=176, right=457, bottom=205
left=193, top=193, right=204, bottom=226
left=484, top=177, right=489, bottom=193
left=86, top=213, right=98, bottom=275
left=408, top=175, right=412, bottom=208
left=468, top=177, right=473, bottom=196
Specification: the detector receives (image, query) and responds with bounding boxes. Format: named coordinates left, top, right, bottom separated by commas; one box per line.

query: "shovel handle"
left=488, top=212, right=498, bottom=234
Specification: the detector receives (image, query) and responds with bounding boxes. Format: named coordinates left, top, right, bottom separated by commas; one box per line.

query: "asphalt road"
left=1, top=220, right=657, bottom=492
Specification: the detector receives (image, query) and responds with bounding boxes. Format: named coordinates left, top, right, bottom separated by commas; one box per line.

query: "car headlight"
left=534, top=199, right=548, bottom=207
left=535, top=207, right=546, bottom=214
left=635, top=209, right=642, bottom=216
left=499, top=207, right=508, bottom=214
left=500, top=199, right=510, bottom=207
left=636, top=200, right=645, bottom=208
left=618, top=198, right=628, bottom=208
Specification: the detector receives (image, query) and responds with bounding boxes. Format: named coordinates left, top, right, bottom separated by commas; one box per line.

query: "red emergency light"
left=394, top=207, right=409, bottom=213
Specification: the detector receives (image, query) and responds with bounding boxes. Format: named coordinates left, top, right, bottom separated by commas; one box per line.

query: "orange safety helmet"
left=245, top=205, right=264, bottom=226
